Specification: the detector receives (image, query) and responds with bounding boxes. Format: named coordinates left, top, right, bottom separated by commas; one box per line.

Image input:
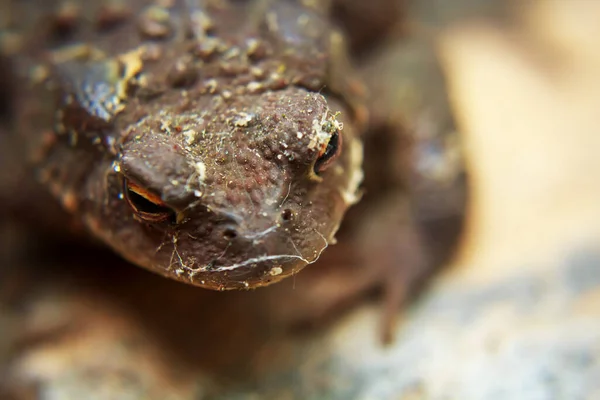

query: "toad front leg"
left=357, top=35, right=468, bottom=343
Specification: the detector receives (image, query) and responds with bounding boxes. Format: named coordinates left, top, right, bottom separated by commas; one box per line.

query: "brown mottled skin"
left=1, top=0, right=466, bottom=340
left=2, top=0, right=365, bottom=290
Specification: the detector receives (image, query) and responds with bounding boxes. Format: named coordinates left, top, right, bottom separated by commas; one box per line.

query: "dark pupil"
left=127, top=189, right=171, bottom=215
left=315, top=131, right=339, bottom=172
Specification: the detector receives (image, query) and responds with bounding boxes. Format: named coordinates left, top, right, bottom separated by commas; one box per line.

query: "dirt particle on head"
left=138, top=5, right=172, bottom=39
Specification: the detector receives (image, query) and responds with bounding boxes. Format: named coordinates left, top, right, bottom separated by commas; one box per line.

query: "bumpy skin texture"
left=2, top=0, right=365, bottom=290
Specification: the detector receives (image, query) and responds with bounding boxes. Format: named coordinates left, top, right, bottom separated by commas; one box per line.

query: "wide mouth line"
left=196, top=254, right=309, bottom=273
left=197, top=227, right=330, bottom=273
left=241, top=224, right=279, bottom=241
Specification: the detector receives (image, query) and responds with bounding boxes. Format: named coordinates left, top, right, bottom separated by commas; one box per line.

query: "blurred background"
left=3, top=0, right=600, bottom=398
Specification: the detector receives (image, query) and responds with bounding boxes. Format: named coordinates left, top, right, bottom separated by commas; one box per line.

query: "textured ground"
left=3, top=0, right=600, bottom=399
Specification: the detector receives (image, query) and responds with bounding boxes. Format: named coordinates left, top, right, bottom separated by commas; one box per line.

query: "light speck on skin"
left=160, top=120, right=171, bottom=133
left=250, top=67, right=264, bottom=78
left=246, top=38, right=259, bottom=54
left=234, top=112, right=254, bottom=127
left=194, top=161, right=206, bottom=183
left=223, top=47, right=240, bottom=60
left=183, top=129, right=198, bottom=145
left=247, top=81, right=263, bottom=93
left=205, top=79, right=218, bottom=93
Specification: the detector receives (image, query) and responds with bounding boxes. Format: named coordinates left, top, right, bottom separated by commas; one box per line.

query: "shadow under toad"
left=1, top=232, right=375, bottom=390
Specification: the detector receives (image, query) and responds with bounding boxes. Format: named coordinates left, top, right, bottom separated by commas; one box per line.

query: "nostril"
left=223, top=227, right=238, bottom=240
left=281, top=209, right=294, bottom=222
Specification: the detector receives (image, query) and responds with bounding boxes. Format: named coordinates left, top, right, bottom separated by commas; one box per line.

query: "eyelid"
left=123, top=178, right=178, bottom=224
left=126, top=179, right=166, bottom=206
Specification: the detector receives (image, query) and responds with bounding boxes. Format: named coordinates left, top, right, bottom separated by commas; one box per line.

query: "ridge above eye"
left=123, top=179, right=175, bottom=223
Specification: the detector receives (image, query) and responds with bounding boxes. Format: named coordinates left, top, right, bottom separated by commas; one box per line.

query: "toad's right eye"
left=314, top=129, right=342, bottom=174
left=123, top=179, right=175, bottom=223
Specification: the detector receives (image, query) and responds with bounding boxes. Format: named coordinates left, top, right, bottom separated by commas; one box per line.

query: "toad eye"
left=314, top=130, right=342, bottom=174
left=123, top=179, right=175, bottom=223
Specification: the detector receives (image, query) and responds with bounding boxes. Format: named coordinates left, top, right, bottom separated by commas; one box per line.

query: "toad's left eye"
left=314, top=130, right=342, bottom=174
left=123, top=179, right=175, bottom=223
